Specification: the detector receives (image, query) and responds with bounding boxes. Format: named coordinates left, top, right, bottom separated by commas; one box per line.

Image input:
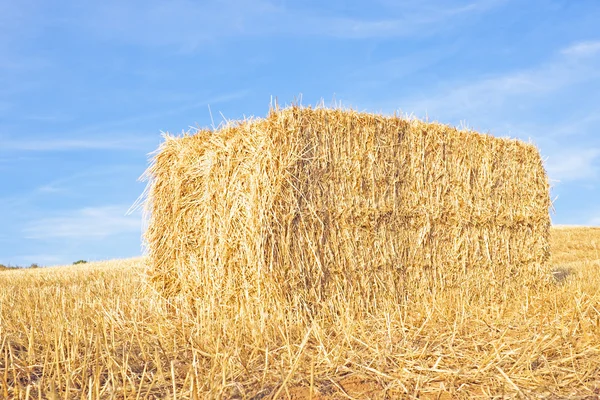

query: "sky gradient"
left=1, top=0, right=599, bottom=266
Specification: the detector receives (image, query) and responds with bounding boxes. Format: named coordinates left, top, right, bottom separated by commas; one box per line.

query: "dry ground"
left=1, top=227, right=599, bottom=399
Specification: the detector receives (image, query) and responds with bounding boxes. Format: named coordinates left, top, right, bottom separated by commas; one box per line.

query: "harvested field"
left=1, top=237, right=599, bottom=398
left=2, top=109, right=598, bottom=398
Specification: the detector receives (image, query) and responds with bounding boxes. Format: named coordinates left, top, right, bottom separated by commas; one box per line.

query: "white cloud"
left=24, top=113, right=74, bottom=123
left=69, top=0, right=505, bottom=50
left=311, top=0, right=506, bottom=38
left=37, top=184, right=63, bottom=193
left=385, top=41, right=600, bottom=123
left=541, top=112, right=600, bottom=138
left=545, top=148, right=600, bottom=182
left=373, top=0, right=507, bottom=16
left=0, top=90, right=247, bottom=154
left=97, top=90, right=250, bottom=127
left=348, top=40, right=466, bottom=86
left=23, top=206, right=142, bottom=239
left=561, top=40, right=600, bottom=57
left=0, top=137, right=151, bottom=152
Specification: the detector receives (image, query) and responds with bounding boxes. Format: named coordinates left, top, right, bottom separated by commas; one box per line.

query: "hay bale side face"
left=145, top=107, right=550, bottom=311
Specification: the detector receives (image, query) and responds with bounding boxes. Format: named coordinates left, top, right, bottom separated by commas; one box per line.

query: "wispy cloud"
left=588, top=214, right=600, bottom=226
left=539, top=112, right=600, bottom=138
left=373, top=0, right=506, bottom=13
left=561, top=40, right=600, bottom=57
left=391, top=41, right=600, bottom=122
left=24, top=113, right=74, bottom=123
left=36, top=184, right=63, bottom=194
left=0, top=90, right=246, bottom=154
left=328, top=0, right=507, bottom=38
left=23, top=205, right=142, bottom=239
left=72, top=0, right=504, bottom=50
left=0, top=136, right=152, bottom=152
left=545, top=148, right=600, bottom=183
left=346, top=43, right=463, bottom=92
left=93, top=90, right=250, bottom=128
left=29, top=164, right=144, bottom=199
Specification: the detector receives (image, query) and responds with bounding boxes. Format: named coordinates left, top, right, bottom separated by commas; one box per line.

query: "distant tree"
left=0, top=263, right=23, bottom=271
left=73, top=260, right=88, bottom=265
left=30, top=263, right=39, bottom=268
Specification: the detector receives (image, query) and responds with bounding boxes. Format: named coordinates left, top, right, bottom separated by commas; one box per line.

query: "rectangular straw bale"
left=143, top=106, right=551, bottom=311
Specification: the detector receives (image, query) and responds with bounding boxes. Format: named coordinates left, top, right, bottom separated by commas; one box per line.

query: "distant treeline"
left=0, top=260, right=87, bottom=271
left=0, top=263, right=40, bottom=270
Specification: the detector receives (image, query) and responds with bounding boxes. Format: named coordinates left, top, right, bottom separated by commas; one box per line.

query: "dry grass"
left=1, top=227, right=599, bottom=399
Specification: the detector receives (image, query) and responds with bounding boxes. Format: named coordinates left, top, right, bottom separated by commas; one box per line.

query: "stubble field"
left=1, top=227, right=599, bottom=399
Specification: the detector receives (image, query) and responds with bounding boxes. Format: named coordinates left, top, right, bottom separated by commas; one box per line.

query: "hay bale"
left=143, top=106, right=550, bottom=314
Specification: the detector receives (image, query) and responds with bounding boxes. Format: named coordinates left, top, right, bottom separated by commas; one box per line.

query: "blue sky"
left=1, top=0, right=599, bottom=266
